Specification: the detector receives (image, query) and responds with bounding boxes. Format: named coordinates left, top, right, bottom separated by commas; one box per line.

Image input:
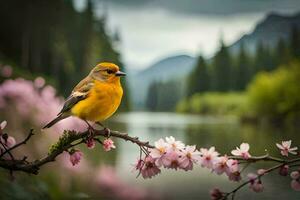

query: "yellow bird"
left=43, top=62, right=126, bottom=129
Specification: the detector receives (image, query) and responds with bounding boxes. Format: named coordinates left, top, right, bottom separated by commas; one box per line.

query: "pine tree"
left=187, top=55, right=210, bottom=96
left=235, top=42, right=250, bottom=90
left=290, top=25, right=300, bottom=59
left=211, top=39, right=232, bottom=91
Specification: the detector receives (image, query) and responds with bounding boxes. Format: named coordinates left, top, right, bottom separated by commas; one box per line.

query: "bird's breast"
left=71, top=81, right=123, bottom=122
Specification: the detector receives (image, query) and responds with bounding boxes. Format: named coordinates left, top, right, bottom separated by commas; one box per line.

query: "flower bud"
left=279, top=165, right=289, bottom=176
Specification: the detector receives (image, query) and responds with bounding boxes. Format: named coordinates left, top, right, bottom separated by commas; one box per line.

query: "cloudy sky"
left=75, top=0, right=300, bottom=70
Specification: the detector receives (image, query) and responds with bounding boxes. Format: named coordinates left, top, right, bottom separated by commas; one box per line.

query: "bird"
left=43, top=62, right=126, bottom=129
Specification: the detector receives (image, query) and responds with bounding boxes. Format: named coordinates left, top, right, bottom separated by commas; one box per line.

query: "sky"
left=74, top=0, right=300, bottom=70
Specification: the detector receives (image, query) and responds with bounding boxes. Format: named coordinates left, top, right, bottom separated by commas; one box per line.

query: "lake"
left=106, top=112, right=300, bottom=200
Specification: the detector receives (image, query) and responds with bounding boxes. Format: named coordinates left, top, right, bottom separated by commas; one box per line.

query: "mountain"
left=229, top=12, right=300, bottom=54
left=128, top=55, right=196, bottom=109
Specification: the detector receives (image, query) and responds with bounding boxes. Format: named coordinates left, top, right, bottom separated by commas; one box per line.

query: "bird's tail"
left=42, top=114, right=67, bottom=129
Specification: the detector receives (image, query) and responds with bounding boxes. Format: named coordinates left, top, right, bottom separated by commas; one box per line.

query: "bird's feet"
left=104, top=127, right=111, bottom=137
left=84, top=120, right=95, bottom=137
left=96, top=122, right=111, bottom=137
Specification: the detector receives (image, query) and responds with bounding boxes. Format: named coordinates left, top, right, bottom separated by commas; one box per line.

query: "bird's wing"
left=57, top=76, right=94, bottom=115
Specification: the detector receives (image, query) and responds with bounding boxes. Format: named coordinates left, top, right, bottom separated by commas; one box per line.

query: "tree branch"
left=0, top=128, right=154, bottom=175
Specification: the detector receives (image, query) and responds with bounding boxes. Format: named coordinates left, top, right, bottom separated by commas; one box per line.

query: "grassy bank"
left=177, top=61, right=300, bottom=125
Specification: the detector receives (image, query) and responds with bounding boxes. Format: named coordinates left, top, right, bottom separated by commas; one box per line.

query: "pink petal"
left=240, top=143, right=249, bottom=151
left=276, top=143, right=284, bottom=150
left=0, top=120, right=7, bottom=130
left=231, top=149, right=241, bottom=156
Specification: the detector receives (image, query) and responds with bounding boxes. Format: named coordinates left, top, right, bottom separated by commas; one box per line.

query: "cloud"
left=96, top=0, right=300, bottom=15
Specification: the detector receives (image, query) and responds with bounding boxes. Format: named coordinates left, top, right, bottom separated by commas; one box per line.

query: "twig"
left=0, top=129, right=34, bottom=158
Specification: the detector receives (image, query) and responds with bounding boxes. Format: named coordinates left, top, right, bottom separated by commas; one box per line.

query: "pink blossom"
left=133, top=159, right=144, bottom=171
left=1, top=65, right=12, bottom=77
left=226, top=159, right=240, bottom=181
left=86, top=138, right=96, bottom=149
left=199, top=147, right=219, bottom=168
left=103, top=138, right=116, bottom=152
left=165, top=136, right=185, bottom=150
left=257, top=169, right=267, bottom=175
left=231, top=143, right=251, bottom=159
left=288, top=171, right=300, bottom=193
left=250, top=180, right=264, bottom=192
left=279, top=165, right=289, bottom=176
left=69, top=150, right=83, bottom=166
left=0, top=120, right=7, bottom=130
left=291, top=180, right=300, bottom=191
left=226, top=159, right=239, bottom=174
left=34, top=77, right=45, bottom=88
left=290, top=171, right=300, bottom=180
left=228, top=171, right=241, bottom=182
left=213, top=156, right=228, bottom=175
left=276, top=140, right=298, bottom=156
left=150, top=138, right=168, bottom=166
left=210, top=188, right=224, bottom=200
left=162, top=150, right=181, bottom=170
left=140, top=156, right=161, bottom=179
left=178, top=145, right=201, bottom=171
left=0, top=135, right=16, bottom=148
left=248, top=173, right=264, bottom=192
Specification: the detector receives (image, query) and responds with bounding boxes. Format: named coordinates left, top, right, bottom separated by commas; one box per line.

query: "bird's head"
left=90, top=62, right=126, bottom=83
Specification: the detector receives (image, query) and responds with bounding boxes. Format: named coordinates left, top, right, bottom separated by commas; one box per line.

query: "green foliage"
left=246, top=61, right=300, bottom=122
left=176, top=92, right=246, bottom=115
left=48, top=130, right=79, bottom=154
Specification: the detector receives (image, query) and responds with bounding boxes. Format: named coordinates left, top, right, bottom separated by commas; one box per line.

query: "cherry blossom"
left=199, top=147, right=219, bottom=168
left=162, top=150, right=181, bottom=170
left=69, top=150, right=83, bottom=166
left=291, top=180, right=300, bottom=191
left=140, top=156, right=161, bottom=179
left=0, top=121, right=16, bottom=149
left=213, top=156, right=229, bottom=175
left=231, top=143, right=251, bottom=159
left=178, top=145, right=201, bottom=171
left=210, top=188, right=224, bottom=200
left=279, top=165, right=289, bottom=176
left=86, top=138, right=96, bottom=149
left=103, top=138, right=116, bottom=152
left=276, top=140, right=298, bottom=156
left=165, top=136, right=185, bottom=150
left=0, top=120, right=7, bottom=130
left=149, top=138, right=168, bottom=166
left=248, top=173, right=264, bottom=192
left=290, top=170, right=300, bottom=191
left=291, top=171, right=300, bottom=180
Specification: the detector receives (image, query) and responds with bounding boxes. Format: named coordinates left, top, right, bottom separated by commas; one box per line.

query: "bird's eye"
left=107, top=69, right=113, bottom=74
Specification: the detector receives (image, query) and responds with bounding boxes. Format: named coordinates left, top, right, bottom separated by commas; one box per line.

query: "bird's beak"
left=115, top=71, right=126, bottom=77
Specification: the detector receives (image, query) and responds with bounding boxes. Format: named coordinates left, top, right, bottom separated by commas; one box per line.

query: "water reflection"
left=107, top=112, right=300, bottom=199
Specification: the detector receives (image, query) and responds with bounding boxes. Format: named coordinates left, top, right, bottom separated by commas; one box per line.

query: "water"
left=106, top=112, right=300, bottom=200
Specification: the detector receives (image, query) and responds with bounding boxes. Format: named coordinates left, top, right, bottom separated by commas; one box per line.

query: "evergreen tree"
left=290, top=25, right=300, bottom=58
left=235, top=42, right=250, bottom=90
left=187, top=55, right=210, bottom=96
left=146, top=82, right=159, bottom=111
left=211, top=39, right=232, bottom=91
left=274, top=37, right=290, bottom=66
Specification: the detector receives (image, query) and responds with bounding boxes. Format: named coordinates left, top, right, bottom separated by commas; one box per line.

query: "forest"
left=0, top=0, right=130, bottom=110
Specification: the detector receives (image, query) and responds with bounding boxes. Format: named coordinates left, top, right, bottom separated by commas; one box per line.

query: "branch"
left=0, top=128, right=154, bottom=175
left=223, top=156, right=300, bottom=199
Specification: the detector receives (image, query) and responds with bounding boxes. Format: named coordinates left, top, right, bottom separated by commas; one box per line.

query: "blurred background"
left=0, top=0, right=300, bottom=199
